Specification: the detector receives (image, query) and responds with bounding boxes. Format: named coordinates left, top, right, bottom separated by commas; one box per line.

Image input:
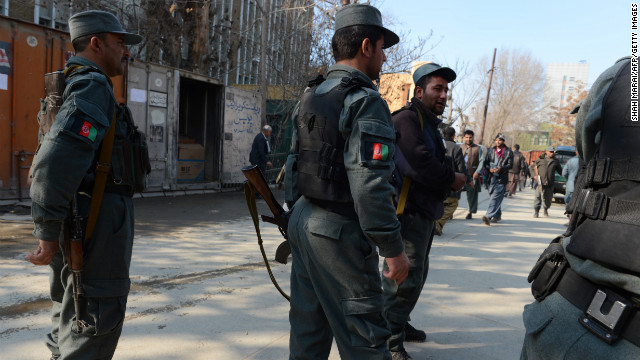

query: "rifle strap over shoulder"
left=396, top=105, right=424, bottom=215
left=84, top=111, right=117, bottom=242
left=244, top=181, right=290, bottom=301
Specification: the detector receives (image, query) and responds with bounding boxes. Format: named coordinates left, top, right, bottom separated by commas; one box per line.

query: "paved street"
left=0, top=185, right=569, bottom=359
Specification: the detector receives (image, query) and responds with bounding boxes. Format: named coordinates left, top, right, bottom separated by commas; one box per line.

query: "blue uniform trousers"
left=46, top=193, right=134, bottom=360
left=521, top=292, right=639, bottom=359
left=288, top=197, right=391, bottom=360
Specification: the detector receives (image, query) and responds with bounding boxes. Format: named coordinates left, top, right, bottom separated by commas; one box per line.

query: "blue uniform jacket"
left=30, top=56, right=118, bottom=241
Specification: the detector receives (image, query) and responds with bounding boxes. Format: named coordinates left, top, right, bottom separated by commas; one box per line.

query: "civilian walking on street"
left=481, top=133, right=513, bottom=225
left=562, top=152, right=580, bottom=209
left=533, top=146, right=562, bottom=217
left=384, top=62, right=465, bottom=360
left=507, top=144, right=526, bottom=197
left=462, top=130, right=483, bottom=220
left=435, top=126, right=469, bottom=235
left=250, top=125, right=273, bottom=177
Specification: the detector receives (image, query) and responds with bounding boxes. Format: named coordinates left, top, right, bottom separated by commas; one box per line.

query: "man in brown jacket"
left=507, top=144, right=526, bottom=196
left=462, top=130, right=483, bottom=219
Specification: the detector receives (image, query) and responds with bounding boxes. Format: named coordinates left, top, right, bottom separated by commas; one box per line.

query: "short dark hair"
left=463, top=129, right=475, bottom=137
left=443, top=126, right=456, bottom=139
left=72, top=33, right=107, bottom=52
left=332, top=25, right=383, bottom=62
left=414, top=75, right=433, bottom=96
left=514, top=144, right=520, bottom=150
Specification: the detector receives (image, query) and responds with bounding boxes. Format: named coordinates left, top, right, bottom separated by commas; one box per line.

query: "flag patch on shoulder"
left=373, top=143, right=388, bottom=160
left=79, top=121, right=97, bottom=142
left=365, top=141, right=390, bottom=161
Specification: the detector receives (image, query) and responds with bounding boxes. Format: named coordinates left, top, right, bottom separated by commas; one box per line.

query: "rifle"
left=67, top=195, right=88, bottom=333
left=241, top=164, right=291, bottom=301
left=241, top=165, right=291, bottom=264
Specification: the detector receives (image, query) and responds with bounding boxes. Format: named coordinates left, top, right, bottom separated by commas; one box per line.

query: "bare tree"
left=466, top=48, right=547, bottom=146
left=445, top=58, right=484, bottom=128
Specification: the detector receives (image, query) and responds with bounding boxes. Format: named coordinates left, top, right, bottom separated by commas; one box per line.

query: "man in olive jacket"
left=533, top=146, right=562, bottom=217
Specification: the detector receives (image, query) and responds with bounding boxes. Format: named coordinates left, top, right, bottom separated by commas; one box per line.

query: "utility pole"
left=447, top=81, right=454, bottom=125
left=259, top=0, right=270, bottom=126
left=479, top=48, right=496, bottom=145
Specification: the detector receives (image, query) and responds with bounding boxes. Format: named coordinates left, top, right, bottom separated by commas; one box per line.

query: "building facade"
left=542, top=62, right=589, bottom=110
left=3, top=0, right=314, bottom=88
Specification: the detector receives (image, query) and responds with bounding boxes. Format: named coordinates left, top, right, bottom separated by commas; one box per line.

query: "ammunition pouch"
left=132, top=129, right=151, bottom=193
left=527, top=236, right=640, bottom=346
left=527, top=236, right=568, bottom=301
left=110, top=105, right=151, bottom=194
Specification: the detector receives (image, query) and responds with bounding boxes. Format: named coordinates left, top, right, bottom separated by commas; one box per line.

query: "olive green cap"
left=334, top=3, right=399, bottom=49
left=413, top=62, right=457, bottom=84
left=69, top=10, right=142, bottom=45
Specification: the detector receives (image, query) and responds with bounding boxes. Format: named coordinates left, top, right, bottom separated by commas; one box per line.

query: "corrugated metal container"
left=0, top=15, right=262, bottom=200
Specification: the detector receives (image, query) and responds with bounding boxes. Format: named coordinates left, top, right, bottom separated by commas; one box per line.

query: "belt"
left=308, top=198, right=357, bottom=220
left=555, top=268, right=640, bottom=346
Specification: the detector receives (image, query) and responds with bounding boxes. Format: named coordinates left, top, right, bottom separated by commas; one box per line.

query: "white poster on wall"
left=129, top=88, right=147, bottom=103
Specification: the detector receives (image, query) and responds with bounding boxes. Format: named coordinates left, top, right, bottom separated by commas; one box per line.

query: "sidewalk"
left=0, top=187, right=569, bottom=359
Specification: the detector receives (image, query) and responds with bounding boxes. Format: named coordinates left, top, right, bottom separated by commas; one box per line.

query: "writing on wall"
left=222, top=87, right=262, bottom=183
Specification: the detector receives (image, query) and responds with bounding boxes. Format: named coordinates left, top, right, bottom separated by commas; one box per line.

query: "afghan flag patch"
left=79, top=121, right=97, bottom=142
left=372, top=142, right=389, bottom=160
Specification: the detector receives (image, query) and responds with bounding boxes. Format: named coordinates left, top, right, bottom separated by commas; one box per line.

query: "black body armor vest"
left=566, top=59, right=640, bottom=275
left=296, top=76, right=374, bottom=202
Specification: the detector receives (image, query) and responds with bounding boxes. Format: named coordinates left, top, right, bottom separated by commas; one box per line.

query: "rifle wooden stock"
left=69, top=239, right=83, bottom=271
left=242, top=165, right=286, bottom=225
left=242, top=165, right=291, bottom=264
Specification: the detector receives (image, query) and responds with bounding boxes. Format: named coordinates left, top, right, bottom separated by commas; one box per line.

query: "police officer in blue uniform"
left=521, top=57, right=640, bottom=359
left=26, top=10, right=143, bottom=360
left=285, top=3, right=409, bottom=359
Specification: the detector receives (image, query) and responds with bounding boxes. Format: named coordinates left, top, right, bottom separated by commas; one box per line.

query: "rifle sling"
left=84, top=111, right=117, bottom=242
left=244, top=181, right=290, bottom=302
left=396, top=177, right=411, bottom=216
